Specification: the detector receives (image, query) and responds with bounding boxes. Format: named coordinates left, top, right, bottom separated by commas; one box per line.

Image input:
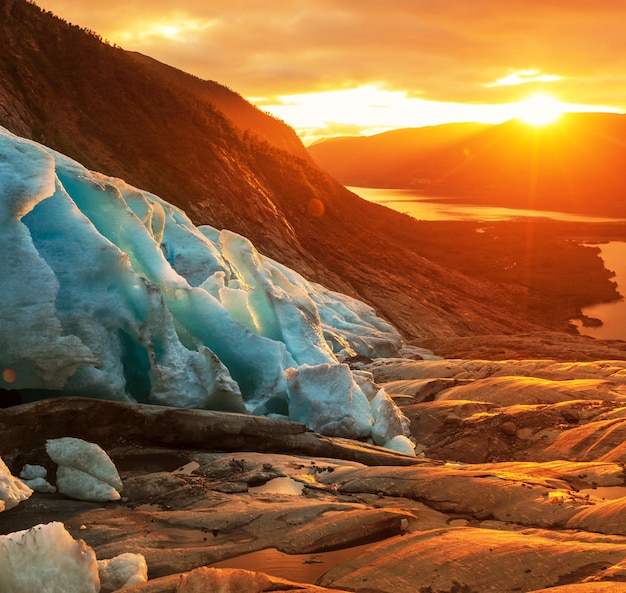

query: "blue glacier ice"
left=0, top=126, right=411, bottom=450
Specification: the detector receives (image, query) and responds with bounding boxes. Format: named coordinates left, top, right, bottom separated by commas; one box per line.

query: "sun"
left=514, top=93, right=565, bottom=126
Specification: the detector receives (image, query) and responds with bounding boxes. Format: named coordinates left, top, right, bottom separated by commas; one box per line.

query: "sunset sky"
left=36, top=0, right=626, bottom=143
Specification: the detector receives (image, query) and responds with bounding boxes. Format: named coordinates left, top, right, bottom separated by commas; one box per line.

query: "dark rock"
left=561, top=409, right=581, bottom=424
left=500, top=422, right=518, bottom=436
left=0, top=388, right=22, bottom=408
left=215, top=482, right=249, bottom=494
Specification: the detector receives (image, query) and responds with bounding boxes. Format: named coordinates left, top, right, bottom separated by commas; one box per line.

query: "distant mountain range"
left=308, top=115, right=626, bottom=217
left=0, top=0, right=618, bottom=348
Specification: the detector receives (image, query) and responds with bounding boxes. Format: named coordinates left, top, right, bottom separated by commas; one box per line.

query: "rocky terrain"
left=5, top=350, right=626, bottom=592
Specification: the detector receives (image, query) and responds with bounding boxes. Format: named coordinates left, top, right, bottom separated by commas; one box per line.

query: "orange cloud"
left=33, top=0, right=626, bottom=134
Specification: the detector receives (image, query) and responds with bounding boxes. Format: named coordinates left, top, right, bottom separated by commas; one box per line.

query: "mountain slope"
left=0, top=0, right=608, bottom=346
left=127, top=51, right=311, bottom=161
left=308, top=115, right=626, bottom=217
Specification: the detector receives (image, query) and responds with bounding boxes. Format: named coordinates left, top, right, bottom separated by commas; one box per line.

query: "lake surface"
left=349, top=186, right=624, bottom=223
left=572, top=242, right=626, bottom=341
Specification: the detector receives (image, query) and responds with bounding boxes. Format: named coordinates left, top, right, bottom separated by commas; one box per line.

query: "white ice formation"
left=46, top=437, right=123, bottom=502
left=19, top=464, right=47, bottom=480
left=0, top=522, right=100, bottom=593
left=0, top=456, right=32, bottom=512
left=286, top=363, right=374, bottom=439
left=0, top=126, right=411, bottom=450
left=0, top=521, right=148, bottom=592
left=19, top=464, right=56, bottom=493
left=97, top=552, right=148, bottom=590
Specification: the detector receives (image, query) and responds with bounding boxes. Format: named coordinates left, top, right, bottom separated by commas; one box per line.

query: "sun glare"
left=254, top=85, right=623, bottom=144
left=514, top=93, right=565, bottom=126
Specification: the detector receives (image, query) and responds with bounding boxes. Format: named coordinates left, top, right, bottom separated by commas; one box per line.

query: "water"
left=578, top=486, right=626, bottom=500
left=209, top=543, right=372, bottom=583
left=249, top=477, right=305, bottom=495
left=573, top=242, right=626, bottom=340
left=349, top=186, right=624, bottom=223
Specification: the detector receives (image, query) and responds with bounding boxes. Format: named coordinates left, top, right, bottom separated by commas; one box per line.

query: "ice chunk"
left=0, top=522, right=99, bottom=593
left=19, top=463, right=56, bottom=494
left=352, top=369, right=380, bottom=400
left=0, top=457, right=32, bottom=512
left=21, top=477, right=56, bottom=494
left=370, top=389, right=411, bottom=446
left=383, top=435, right=417, bottom=456
left=46, top=437, right=122, bottom=501
left=286, top=363, right=373, bottom=438
left=56, top=466, right=121, bottom=502
left=98, top=552, right=147, bottom=590
left=19, top=463, right=47, bottom=480
left=46, top=437, right=122, bottom=491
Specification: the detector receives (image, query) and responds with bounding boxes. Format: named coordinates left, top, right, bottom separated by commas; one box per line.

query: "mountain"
left=308, top=115, right=626, bottom=217
left=126, top=52, right=311, bottom=162
left=0, top=0, right=618, bottom=350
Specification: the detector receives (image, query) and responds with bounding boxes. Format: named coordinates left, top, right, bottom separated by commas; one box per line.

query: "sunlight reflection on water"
left=349, top=187, right=625, bottom=223
left=209, top=542, right=372, bottom=584
left=249, top=477, right=305, bottom=495
left=573, top=242, right=626, bottom=341
left=578, top=486, right=626, bottom=500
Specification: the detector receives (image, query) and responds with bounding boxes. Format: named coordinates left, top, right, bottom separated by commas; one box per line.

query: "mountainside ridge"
left=126, top=51, right=312, bottom=162
left=308, top=115, right=626, bottom=217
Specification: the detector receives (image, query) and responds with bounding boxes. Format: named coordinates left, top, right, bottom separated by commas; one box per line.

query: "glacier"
left=0, top=126, right=410, bottom=448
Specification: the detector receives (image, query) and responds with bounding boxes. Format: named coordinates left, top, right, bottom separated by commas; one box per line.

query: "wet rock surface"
left=4, top=355, right=626, bottom=592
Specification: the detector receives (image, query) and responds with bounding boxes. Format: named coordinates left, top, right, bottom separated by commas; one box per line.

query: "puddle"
left=209, top=543, right=372, bottom=583
left=249, top=477, right=304, bottom=495
left=579, top=486, right=626, bottom=501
